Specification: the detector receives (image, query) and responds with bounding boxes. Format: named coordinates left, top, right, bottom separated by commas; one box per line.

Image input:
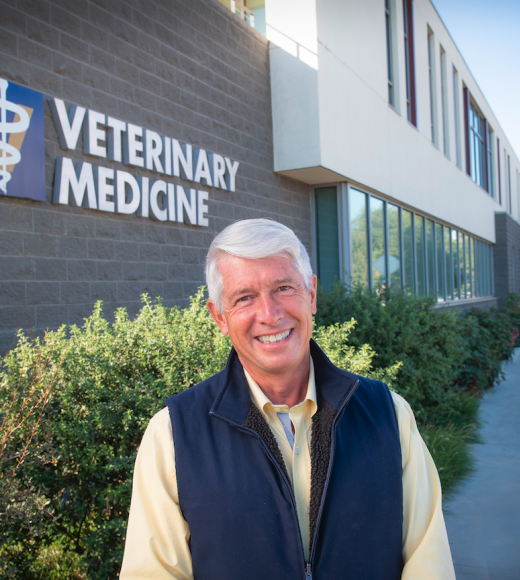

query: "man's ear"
left=207, top=300, right=229, bottom=336
left=310, top=275, right=318, bottom=315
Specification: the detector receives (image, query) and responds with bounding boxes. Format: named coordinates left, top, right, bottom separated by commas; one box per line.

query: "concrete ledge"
left=434, top=296, right=498, bottom=313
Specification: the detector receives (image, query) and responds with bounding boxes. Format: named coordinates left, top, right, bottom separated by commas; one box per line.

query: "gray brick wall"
left=494, top=212, right=520, bottom=309
left=0, top=0, right=312, bottom=354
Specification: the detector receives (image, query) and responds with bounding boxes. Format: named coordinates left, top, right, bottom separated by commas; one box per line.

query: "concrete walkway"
left=444, top=351, right=520, bottom=579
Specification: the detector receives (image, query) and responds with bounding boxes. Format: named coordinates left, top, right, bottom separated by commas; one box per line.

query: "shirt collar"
left=244, top=357, right=317, bottom=422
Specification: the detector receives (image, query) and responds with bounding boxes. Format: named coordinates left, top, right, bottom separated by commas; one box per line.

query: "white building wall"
left=267, top=0, right=520, bottom=244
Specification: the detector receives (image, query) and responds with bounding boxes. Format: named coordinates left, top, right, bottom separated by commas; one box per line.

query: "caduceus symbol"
left=0, top=79, right=31, bottom=194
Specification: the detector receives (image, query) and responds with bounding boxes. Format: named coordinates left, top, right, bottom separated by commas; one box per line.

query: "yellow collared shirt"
left=120, top=362, right=455, bottom=579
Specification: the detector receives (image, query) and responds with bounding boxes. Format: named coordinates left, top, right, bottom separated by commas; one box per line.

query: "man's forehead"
left=218, top=253, right=292, bottom=273
left=218, top=255, right=302, bottom=292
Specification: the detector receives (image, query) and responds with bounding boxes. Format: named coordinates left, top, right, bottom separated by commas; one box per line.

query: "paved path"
left=444, top=351, right=520, bottom=579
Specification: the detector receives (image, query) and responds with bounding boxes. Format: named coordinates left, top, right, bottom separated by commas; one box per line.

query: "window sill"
left=434, top=295, right=496, bottom=309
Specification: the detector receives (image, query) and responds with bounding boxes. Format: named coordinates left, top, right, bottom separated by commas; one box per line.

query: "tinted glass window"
left=315, top=187, right=339, bottom=290
left=350, top=189, right=369, bottom=287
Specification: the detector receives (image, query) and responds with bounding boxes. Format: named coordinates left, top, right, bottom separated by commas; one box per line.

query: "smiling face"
left=207, top=254, right=317, bottom=384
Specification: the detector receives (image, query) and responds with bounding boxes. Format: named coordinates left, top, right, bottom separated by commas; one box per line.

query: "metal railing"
left=218, top=0, right=257, bottom=29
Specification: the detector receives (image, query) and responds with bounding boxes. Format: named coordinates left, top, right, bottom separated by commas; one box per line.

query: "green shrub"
left=0, top=290, right=232, bottom=578
left=506, top=293, right=520, bottom=347
left=454, top=307, right=515, bottom=392
left=2, top=283, right=515, bottom=576
left=315, top=282, right=469, bottom=422
left=0, top=337, right=67, bottom=578
left=1, top=289, right=398, bottom=579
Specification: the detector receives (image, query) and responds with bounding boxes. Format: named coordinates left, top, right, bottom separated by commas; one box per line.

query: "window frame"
left=312, top=183, right=495, bottom=302
left=403, top=0, right=417, bottom=126
left=385, top=0, right=394, bottom=107
left=440, top=46, right=449, bottom=157
left=453, top=66, right=462, bottom=168
left=427, top=27, right=438, bottom=146
left=464, top=88, right=490, bottom=193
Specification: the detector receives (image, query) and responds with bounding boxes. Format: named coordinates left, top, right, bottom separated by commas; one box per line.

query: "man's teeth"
left=257, top=330, right=291, bottom=344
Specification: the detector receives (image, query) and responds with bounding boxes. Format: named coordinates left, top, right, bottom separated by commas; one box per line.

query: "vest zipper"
left=210, top=412, right=308, bottom=579
left=240, top=426, right=308, bottom=578
left=307, top=378, right=360, bottom=572
left=210, top=375, right=360, bottom=579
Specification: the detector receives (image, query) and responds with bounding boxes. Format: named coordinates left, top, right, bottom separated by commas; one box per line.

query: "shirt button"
left=295, top=446, right=301, bottom=455
left=305, top=507, right=310, bottom=514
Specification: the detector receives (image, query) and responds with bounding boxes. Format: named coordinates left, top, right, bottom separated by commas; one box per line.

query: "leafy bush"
left=455, top=307, right=515, bottom=392
left=1, top=289, right=398, bottom=579
left=2, top=283, right=515, bottom=577
left=506, top=293, right=520, bottom=347
left=316, top=281, right=520, bottom=498
left=0, top=338, right=67, bottom=578
left=315, top=282, right=469, bottom=422
left=0, top=290, right=232, bottom=578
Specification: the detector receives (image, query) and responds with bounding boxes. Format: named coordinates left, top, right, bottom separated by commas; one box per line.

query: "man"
left=120, top=218, right=455, bottom=579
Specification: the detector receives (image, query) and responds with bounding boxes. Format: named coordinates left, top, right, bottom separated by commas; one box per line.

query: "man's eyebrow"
left=272, top=277, right=297, bottom=286
left=228, top=286, right=253, bottom=300
left=227, top=278, right=299, bottom=301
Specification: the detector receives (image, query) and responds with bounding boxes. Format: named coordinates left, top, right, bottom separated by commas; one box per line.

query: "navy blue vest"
left=163, top=340, right=403, bottom=579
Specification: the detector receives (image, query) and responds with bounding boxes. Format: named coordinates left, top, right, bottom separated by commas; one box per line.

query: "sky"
left=432, top=0, right=520, bottom=158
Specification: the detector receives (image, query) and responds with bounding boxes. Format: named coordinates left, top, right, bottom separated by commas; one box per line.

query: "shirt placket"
left=289, top=403, right=312, bottom=560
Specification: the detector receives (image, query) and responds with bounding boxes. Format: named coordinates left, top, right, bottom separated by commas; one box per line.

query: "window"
left=465, top=234, right=472, bottom=298
left=436, top=222, right=445, bottom=300
left=388, top=204, right=401, bottom=288
left=444, top=227, right=453, bottom=299
left=427, top=28, right=437, bottom=144
left=426, top=219, right=435, bottom=295
left=452, top=229, right=459, bottom=299
left=403, top=0, right=417, bottom=126
left=471, top=237, right=476, bottom=297
left=315, top=187, right=340, bottom=290
left=371, top=197, right=386, bottom=288
left=385, top=0, right=394, bottom=107
left=459, top=232, right=465, bottom=298
left=468, top=100, right=487, bottom=189
left=403, top=209, right=414, bottom=290
left=315, top=187, right=494, bottom=302
left=415, top=215, right=426, bottom=296
left=487, top=127, right=495, bottom=198
left=350, top=189, right=369, bottom=286
left=440, top=46, right=449, bottom=157
left=453, top=67, right=462, bottom=168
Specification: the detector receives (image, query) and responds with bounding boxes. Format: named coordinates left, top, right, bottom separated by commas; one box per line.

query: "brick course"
left=0, top=0, right=312, bottom=354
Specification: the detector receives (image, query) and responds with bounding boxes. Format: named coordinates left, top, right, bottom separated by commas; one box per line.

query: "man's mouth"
left=256, top=329, right=292, bottom=344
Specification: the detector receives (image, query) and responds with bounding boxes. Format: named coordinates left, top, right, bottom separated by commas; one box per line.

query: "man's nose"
left=255, top=292, right=283, bottom=325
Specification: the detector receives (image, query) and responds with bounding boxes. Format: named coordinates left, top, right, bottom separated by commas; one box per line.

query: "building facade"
left=262, top=0, right=520, bottom=310
left=0, top=0, right=312, bottom=354
left=0, top=0, right=519, bottom=354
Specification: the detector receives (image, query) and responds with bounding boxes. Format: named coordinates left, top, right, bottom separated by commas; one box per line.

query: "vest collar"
left=210, top=339, right=359, bottom=426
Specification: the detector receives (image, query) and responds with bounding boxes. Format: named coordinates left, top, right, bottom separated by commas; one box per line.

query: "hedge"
left=0, top=285, right=516, bottom=578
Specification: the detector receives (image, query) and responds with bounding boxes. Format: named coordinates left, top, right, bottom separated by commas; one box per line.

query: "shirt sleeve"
left=120, top=407, right=194, bottom=580
left=391, top=391, right=456, bottom=580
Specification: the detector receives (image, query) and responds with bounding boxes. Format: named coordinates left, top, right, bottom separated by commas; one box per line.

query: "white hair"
left=205, top=219, right=314, bottom=313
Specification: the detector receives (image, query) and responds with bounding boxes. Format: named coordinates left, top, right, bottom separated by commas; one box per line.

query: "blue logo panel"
left=0, top=78, right=45, bottom=202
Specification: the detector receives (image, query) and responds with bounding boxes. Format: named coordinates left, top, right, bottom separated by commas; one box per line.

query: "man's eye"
left=237, top=296, right=250, bottom=303
left=278, top=286, right=290, bottom=291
